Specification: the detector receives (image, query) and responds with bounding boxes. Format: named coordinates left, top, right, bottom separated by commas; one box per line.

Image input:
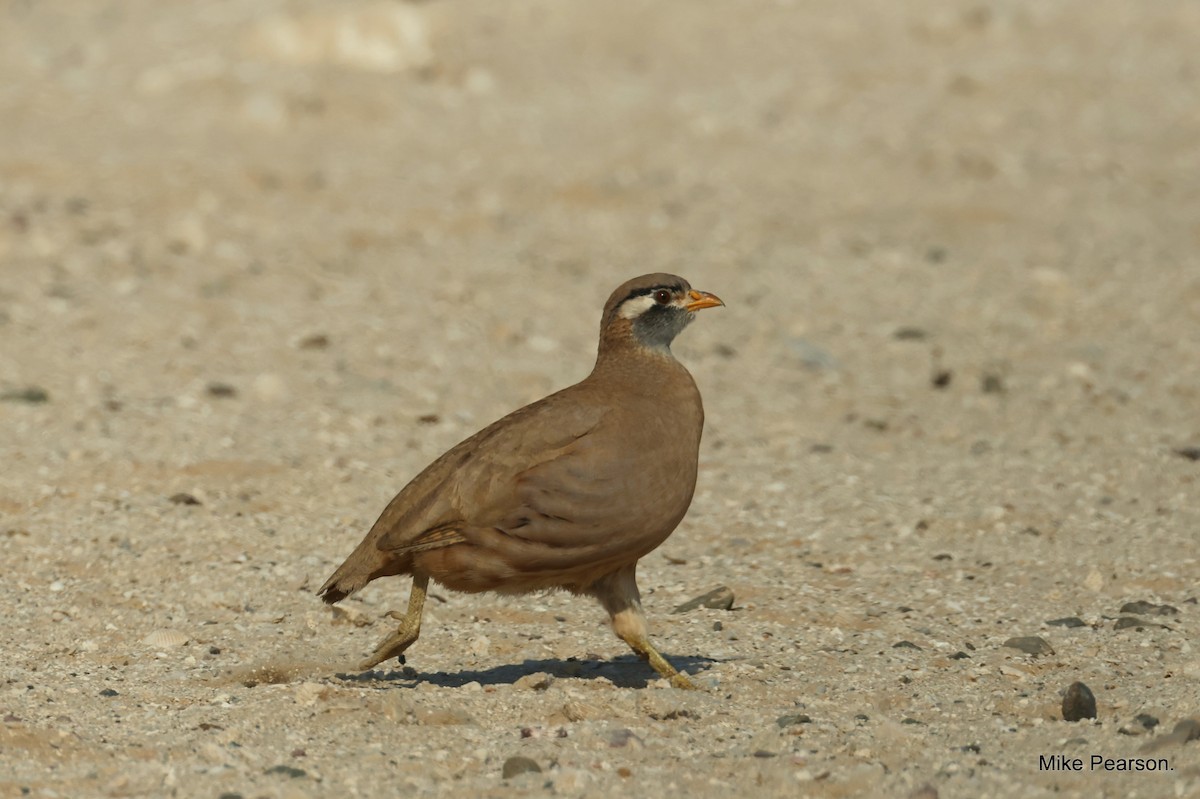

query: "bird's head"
left=599, top=273, right=724, bottom=357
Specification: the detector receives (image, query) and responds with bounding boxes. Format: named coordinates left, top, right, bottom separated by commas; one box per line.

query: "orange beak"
left=685, top=289, right=725, bottom=312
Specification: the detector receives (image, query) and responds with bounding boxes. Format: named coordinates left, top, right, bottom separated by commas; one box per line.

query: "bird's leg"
left=595, top=566, right=697, bottom=690
left=358, top=573, right=429, bottom=671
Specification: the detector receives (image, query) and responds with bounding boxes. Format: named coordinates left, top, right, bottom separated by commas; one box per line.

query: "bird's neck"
left=590, top=337, right=692, bottom=393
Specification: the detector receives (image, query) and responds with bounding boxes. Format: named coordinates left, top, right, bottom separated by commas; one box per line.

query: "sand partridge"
left=319, top=273, right=724, bottom=689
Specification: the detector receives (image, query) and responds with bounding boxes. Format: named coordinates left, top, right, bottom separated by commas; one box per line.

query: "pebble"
left=264, top=765, right=306, bottom=779
left=609, top=729, right=645, bottom=749
left=1046, top=617, right=1086, bottom=628
left=142, top=629, right=190, bottom=648
left=501, top=756, right=542, bottom=779
left=776, top=713, right=813, bottom=728
left=1119, top=600, right=1178, bottom=616
left=1134, top=713, right=1160, bottom=730
left=1114, top=616, right=1167, bottom=631
left=672, top=586, right=735, bottom=614
left=169, top=492, right=201, bottom=506
left=892, top=641, right=922, bottom=650
left=1062, top=682, right=1097, bottom=722
left=1141, top=719, right=1200, bottom=753
left=0, top=386, right=49, bottom=403
left=1174, top=447, right=1200, bottom=462
left=1003, top=636, right=1053, bottom=656
left=513, top=672, right=554, bottom=691
left=206, top=382, right=237, bottom=398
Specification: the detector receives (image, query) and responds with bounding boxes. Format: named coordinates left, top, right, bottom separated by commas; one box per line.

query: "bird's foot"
left=358, top=610, right=420, bottom=671
left=667, top=671, right=699, bottom=690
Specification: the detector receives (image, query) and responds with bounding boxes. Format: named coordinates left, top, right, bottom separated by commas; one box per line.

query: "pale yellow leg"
left=358, top=573, right=429, bottom=671
left=595, top=566, right=698, bottom=690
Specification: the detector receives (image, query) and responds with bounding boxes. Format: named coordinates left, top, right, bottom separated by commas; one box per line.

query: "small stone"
left=417, top=414, right=440, bottom=424
left=893, top=327, right=928, bottom=341
left=297, top=333, right=329, bottom=350
left=169, top=492, right=201, bottom=506
left=0, top=386, right=49, bottom=404
left=1134, top=713, right=1159, bottom=730
left=949, top=651, right=970, bottom=660
left=608, top=729, right=645, bottom=749
left=206, top=382, right=237, bottom=398
left=1083, top=569, right=1104, bottom=592
left=100, top=689, right=119, bottom=697
left=501, top=756, right=542, bottom=779
left=1174, top=447, right=1200, bottom=462
left=776, top=713, right=813, bottom=728
left=1003, top=636, right=1053, bottom=656
left=672, top=586, right=735, bottom=614
left=1119, top=601, right=1179, bottom=616
left=1113, top=616, right=1162, bottom=631
left=141, top=629, right=190, bottom=648
left=1062, top=682, right=1097, bottom=722
left=513, top=672, right=554, bottom=691
left=931, top=370, right=953, bottom=389
left=1046, top=617, right=1086, bottom=628
left=892, top=641, right=922, bottom=650
left=264, top=765, right=306, bottom=778
left=1141, top=719, right=1200, bottom=752
left=753, top=750, right=776, bottom=758
left=1172, top=720, right=1200, bottom=742
left=981, top=373, right=1005, bottom=393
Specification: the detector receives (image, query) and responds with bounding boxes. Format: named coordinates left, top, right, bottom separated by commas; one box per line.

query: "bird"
left=318, top=273, right=724, bottom=689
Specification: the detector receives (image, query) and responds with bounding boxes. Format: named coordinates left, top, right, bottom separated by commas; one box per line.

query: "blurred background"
left=2, top=2, right=1200, bottom=795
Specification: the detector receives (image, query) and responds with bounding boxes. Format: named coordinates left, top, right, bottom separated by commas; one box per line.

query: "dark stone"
left=893, top=327, right=928, bottom=341
left=0, top=386, right=49, bottom=404
left=206, top=382, right=237, bottom=398
left=1062, top=682, right=1097, bottom=722
left=892, top=641, right=922, bottom=650
left=672, top=586, right=735, bottom=614
left=776, top=713, right=813, bottom=728
left=264, top=765, right=306, bottom=778
left=169, top=492, right=201, bottom=506
left=1113, top=616, right=1168, bottom=631
left=1173, top=719, right=1200, bottom=742
left=1119, top=601, right=1178, bottom=616
left=501, top=757, right=542, bottom=779
left=1003, top=636, right=1053, bottom=656
left=1134, top=713, right=1159, bottom=730
left=981, top=373, right=1004, bottom=393
left=752, top=750, right=776, bottom=758
left=297, top=333, right=330, bottom=350
left=931, top=370, right=953, bottom=389
left=1046, top=617, right=1086, bottom=628
left=1174, top=447, right=1200, bottom=462
left=99, top=689, right=119, bottom=697
left=949, top=651, right=970, bottom=660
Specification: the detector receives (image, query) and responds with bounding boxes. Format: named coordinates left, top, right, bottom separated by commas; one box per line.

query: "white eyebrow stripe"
left=617, top=294, right=658, bottom=319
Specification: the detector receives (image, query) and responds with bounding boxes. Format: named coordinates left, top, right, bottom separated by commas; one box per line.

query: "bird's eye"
left=653, top=289, right=672, bottom=305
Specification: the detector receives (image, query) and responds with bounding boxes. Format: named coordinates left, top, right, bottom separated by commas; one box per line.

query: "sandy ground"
left=3, top=1, right=1200, bottom=797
